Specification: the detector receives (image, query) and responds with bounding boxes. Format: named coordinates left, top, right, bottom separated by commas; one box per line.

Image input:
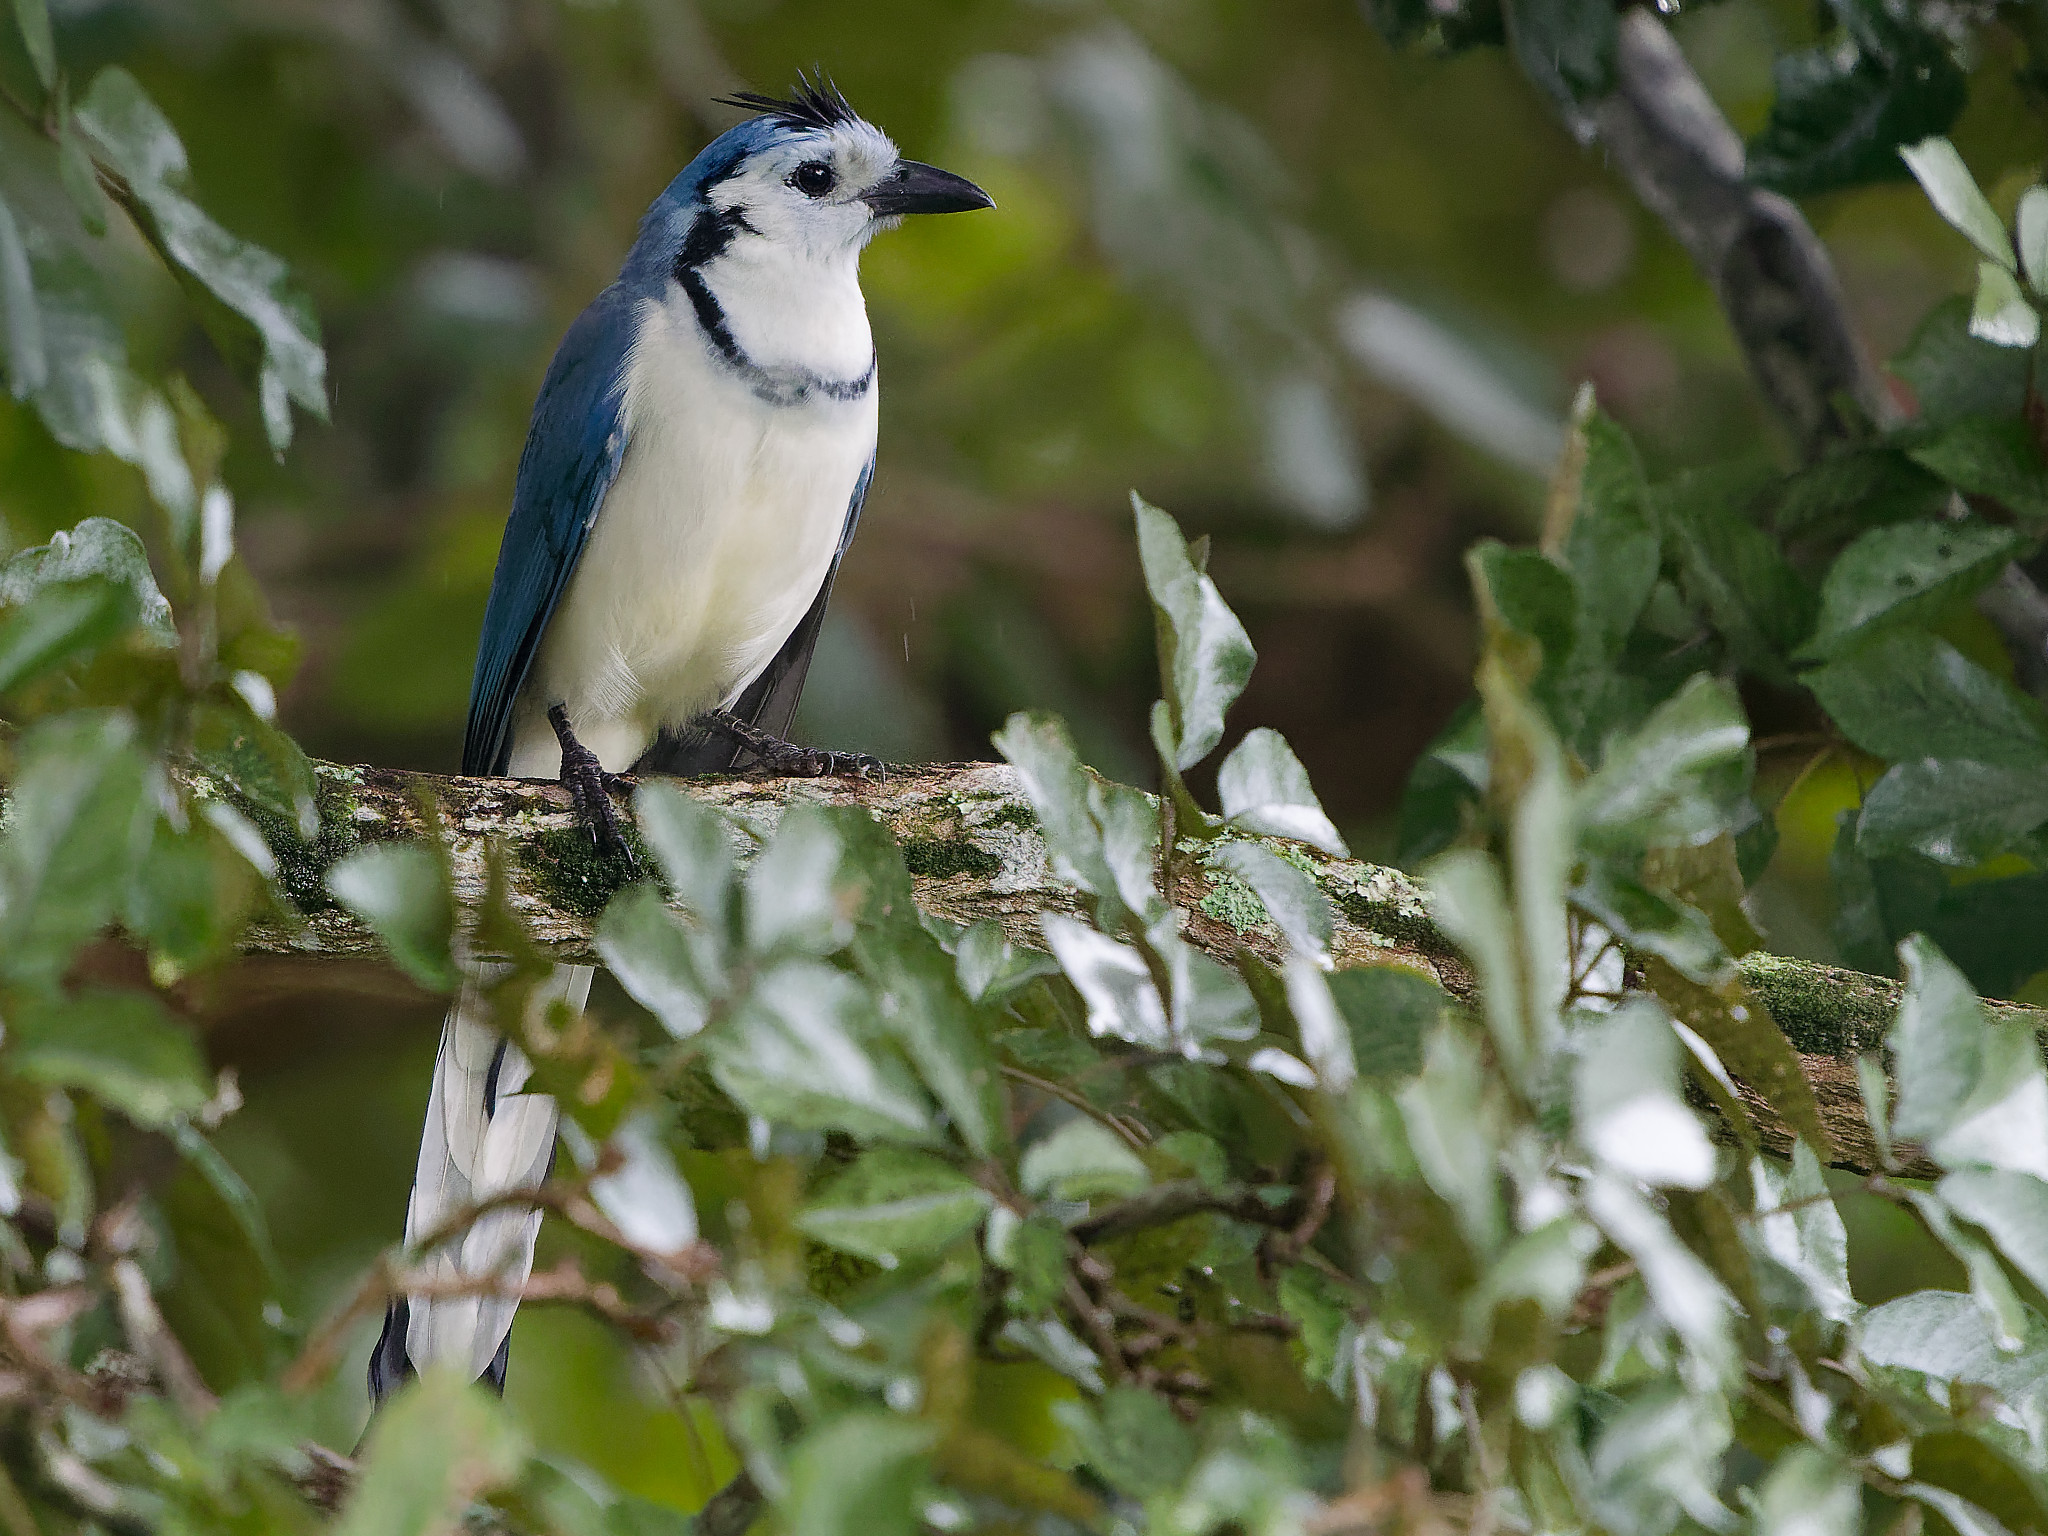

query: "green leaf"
left=1210, top=841, right=1333, bottom=964
left=1574, top=865, right=1728, bottom=983
left=0, top=518, right=174, bottom=644
left=782, top=1413, right=934, bottom=1536
left=1907, top=416, right=2048, bottom=522
left=1216, top=728, right=1347, bottom=856
left=855, top=924, right=1007, bottom=1157
left=9, top=989, right=211, bottom=1129
left=1396, top=699, right=1486, bottom=866
left=954, top=919, right=1057, bottom=1004
left=1756, top=1448, right=1860, bottom=1536
left=1857, top=759, right=2048, bottom=866
left=1055, top=1386, right=1195, bottom=1499
left=0, top=193, right=45, bottom=398
left=1039, top=912, right=1169, bottom=1051
left=1749, top=1141, right=1855, bottom=1323
left=993, top=713, right=1119, bottom=910
left=9, top=0, right=53, bottom=90
left=1326, top=965, right=1444, bottom=1080
left=1800, top=517, right=2025, bottom=660
left=712, top=959, right=934, bottom=1141
left=631, top=780, right=734, bottom=931
left=594, top=882, right=708, bottom=1040
left=2020, top=186, right=2048, bottom=297
left=1893, top=297, right=2033, bottom=426
left=1019, top=1117, right=1148, bottom=1202
left=742, top=805, right=857, bottom=955
left=1937, top=1168, right=2048, bottom=1301
left=336, top=1369, right=526, bottom=1536
left=1399, top=1026, right=1505, bottom=1256
left=1746, top=25, right=1964, bottom=195
left=1891, top=934, right=2048, bottom=1179
left=324, top=842, right=458, bottom=992
left=1771, top=447, right=1949, bottom=539
left=1804, top=628, right=2048, bottom=766
left=1909, top=1431, right=2048, bottom=1536
left=795, top=1148, right=993, bottom=1266
left=0, top=710, right=151, bottom=982
left=75, top=67, right=327, bottom=452
left=0, top=578, right=137, bottom=694
left=1657, top=467, right=1812, bottom=682
left=1425, top=850, right=1530, bottom=1089
left=1563, top=410, right=1660, bottom=660
left=1578, top=674, right=1752, bottom=854
left=1573, top=999, right=1716, bottom=1190
left=192, top=698, right=319, bottom=838
left=1583, top=1172, right=1736, bottom=1382
left=1901, top=138, right=2014, bottom=266
left=1502, top=0, right=1615, bottom=105
left=1133, top=492, right=1255, bottom=771
left=1972, top=261, right=2041, bottom=348
left=55, top=100, right=107, bottom=236
left=1860, top=1288, right=2048, bottom=1405
left=572, top=1112, right=698, bottom=1255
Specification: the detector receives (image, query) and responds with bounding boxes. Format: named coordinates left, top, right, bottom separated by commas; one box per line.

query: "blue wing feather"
left=463, top=286, right=636, bottom=776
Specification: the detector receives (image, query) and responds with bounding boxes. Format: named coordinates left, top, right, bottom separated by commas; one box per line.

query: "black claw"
left=548, top=704, right=639, bottom=872
left=702, top=712, right=887, bottom=782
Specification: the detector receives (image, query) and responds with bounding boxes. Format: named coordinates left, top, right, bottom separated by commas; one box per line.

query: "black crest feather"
left=719, top=73, right=861, bottom=133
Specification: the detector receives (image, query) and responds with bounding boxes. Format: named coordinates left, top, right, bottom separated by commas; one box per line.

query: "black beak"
left=863, top=160, right=994, bottom=218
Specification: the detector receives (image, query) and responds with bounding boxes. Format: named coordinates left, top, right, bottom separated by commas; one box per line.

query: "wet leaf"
left=1747, top=28, right=1965, bottom=195
left=76, top=67, right=327, bottom=451
left=325, top=841, right=458, bottom=992
left=783, top=1413, right=933, bottom=1536
left=1892, top=934, right=2048, bottom=1180
left=631, top=780, right=734, bottom=932
left=0, top=709, right=151, bottom=982
left=9, top=989, right=211, bottom=1129
left=595, top=882, right=709, bottom=1040
left=1857, top=758, right=2048, bottom=866
left=712, top=960, right=934, bottom=1141
left=796, top=1148, right=993, bottom=1266
left=1019, top=1117, right=1147, bottom=1203
left=1211, top=841, right=1332, bottom=964
left=1134, top=492, right=1255, bottom=771
left=1901, top=138, right=2014, bottom=266
left=1578, top=674, right=1752, bottom=855
left=1573, top=999, right=1716, bottom=1191
left=1800, top=518, right=2025, bottom=660
left=337, top=1368, right=526, bottom=1536
left=1216, top=728, right=1347, bottom=856
left=1805, top=628, right=2048, bottom=766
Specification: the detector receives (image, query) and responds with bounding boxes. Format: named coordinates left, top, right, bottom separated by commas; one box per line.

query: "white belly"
left=507, top=297, right=877, bottom=777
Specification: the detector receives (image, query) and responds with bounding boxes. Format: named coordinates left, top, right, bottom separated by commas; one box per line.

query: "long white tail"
left=369, top=963, right=591, bottom=1397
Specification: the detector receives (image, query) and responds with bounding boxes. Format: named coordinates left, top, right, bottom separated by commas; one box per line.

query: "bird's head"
left=651, top=79, right=992, bottom=272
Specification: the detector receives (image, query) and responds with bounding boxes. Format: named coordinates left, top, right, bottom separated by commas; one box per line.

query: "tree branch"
left=223, top=757, right=2026, bottom=1177
left=1570, top=12, right=2048, bottom=681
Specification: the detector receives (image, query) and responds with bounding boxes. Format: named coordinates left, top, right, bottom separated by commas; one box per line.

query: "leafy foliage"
left=4, top=2, right=2048, bottom=1535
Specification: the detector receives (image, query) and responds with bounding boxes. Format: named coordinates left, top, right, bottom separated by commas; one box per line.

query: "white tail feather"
left=399, top=962, right=592, bottom=1379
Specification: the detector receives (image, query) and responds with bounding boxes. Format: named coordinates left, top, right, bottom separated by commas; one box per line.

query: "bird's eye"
left=790, top=161, right=837, bottom=198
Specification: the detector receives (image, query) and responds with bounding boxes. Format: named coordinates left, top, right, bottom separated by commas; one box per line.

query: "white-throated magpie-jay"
left=367, top=80, right=990, bottom=1400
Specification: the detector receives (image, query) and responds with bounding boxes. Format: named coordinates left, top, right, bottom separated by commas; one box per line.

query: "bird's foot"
left=704, top=711, right=886, bottom=781
left=548, top=704, right=639, bottom=869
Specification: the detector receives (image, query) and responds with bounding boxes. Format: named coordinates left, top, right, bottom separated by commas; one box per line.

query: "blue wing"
left=638, top=457, right=874, bottom=777
left=463, top=286, right=635, bottom=776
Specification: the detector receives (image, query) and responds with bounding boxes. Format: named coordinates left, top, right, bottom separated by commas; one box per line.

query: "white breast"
left=507, top=282, right=877, bottom=778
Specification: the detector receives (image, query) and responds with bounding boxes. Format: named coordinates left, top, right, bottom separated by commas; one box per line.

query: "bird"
left=366, top=79, right=992, bottom=1401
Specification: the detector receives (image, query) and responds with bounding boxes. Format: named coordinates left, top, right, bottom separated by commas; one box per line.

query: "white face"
left=706, top=122, right=901, bottom=265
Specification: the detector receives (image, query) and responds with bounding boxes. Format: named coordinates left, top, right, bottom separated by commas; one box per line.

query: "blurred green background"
left=1, top=0, right=2038, bottom=1503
